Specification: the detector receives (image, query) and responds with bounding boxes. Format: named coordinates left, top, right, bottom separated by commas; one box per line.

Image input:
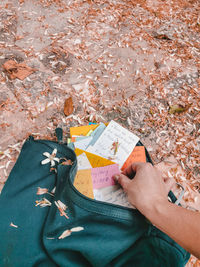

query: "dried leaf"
left=50, top=167, right=57, bottom=173
left=169, top=104, right=191, bottom=114
left=2, top=60, right=36, bottom=80
left=64, top=97, right=74, bottom=116
left=127, top=117, right=132, bottom=126
left=154, top=34, right=171, bottom=40
left=60, top=159, right=73, bottom=165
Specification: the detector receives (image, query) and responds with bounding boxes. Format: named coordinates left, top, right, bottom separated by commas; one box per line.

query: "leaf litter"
left=0, top=0, right=199, bottom=265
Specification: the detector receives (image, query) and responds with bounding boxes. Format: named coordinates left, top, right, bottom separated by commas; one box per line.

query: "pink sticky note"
left=91, top=164, right=120, bottom=189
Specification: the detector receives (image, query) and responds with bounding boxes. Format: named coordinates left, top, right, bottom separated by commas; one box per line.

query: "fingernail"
left=113, top=175, right=120, bottom=181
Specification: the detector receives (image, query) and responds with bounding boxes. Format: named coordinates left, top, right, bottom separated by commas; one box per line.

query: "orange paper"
left=121, top=146, right=146, bottom=171
left=73, top=169, right=94, bottom=199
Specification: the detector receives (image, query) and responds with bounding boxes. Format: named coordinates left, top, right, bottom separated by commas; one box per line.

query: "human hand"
left=113, top=162, right=174, bottom=215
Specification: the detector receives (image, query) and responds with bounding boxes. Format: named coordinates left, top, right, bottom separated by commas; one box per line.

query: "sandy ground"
left=0, top=0, right=199, bottom=265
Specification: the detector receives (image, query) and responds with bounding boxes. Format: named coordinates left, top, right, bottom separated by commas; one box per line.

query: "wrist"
left=139, top=197, right=170, bottom=223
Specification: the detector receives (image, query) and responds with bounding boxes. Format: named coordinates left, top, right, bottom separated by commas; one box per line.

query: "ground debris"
left=2, top=60, right=37, bottom=80
left=169, top=104, right=192, bottom=114
left=0, top=0, right=199, bottom=264
left=64, top=97, right=74, bottom=116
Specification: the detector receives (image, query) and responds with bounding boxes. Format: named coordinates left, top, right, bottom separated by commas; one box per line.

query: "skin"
left=113, top=162, right=200, bottom=259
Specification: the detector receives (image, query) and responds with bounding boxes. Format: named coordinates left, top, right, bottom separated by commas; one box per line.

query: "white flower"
left=41, top=148, right=59, bottom=167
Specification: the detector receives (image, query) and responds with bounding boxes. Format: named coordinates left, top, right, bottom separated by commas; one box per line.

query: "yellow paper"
left=70, top=123, right=108, bottom=137
left=75, top=148, right=115, bottom=168
left=74, top=169, right=94, bottom=199
left=86, top=129, right=93, bottom=136
left=70, top=124, right=99, bottom=137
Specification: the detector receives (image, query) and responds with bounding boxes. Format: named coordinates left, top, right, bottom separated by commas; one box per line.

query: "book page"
left=77, top=153, right=92, bottom=170
left=93, top=185, right=135, bottom=209
left=87, top=120, right=139, bottom=168
left=75, top=148, right=115, bottom=168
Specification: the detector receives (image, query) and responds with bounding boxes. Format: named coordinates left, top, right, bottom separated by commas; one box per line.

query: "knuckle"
left=144, top=162, right=152, bottom=169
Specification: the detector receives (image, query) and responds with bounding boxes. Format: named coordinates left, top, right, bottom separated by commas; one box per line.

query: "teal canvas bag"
left=0, top=130, right=190, bottom=267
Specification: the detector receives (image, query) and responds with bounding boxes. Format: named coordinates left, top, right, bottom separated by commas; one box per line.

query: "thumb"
left=113, top=173, right=131, bottom=192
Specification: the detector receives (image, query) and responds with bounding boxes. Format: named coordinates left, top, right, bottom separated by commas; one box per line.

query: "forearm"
left=144, top=200, right=200, bottom=259
left=115, top=163, right=200, bottom=259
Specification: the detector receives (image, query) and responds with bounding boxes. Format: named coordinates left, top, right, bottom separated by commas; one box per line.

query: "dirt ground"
left=0, top=0, right=199, bottom=265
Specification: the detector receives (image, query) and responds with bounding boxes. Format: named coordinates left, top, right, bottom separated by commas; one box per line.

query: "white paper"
left=74, top=136, right=93, bottom=150
left=77, top=153, right=92, bottom=170
left=93, top=185, right=135, bottom=209
left=87, top=120, right=139, bottom=168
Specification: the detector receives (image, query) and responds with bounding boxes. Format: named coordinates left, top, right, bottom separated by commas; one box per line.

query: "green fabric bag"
left=0, top=132, right=190, bottom=267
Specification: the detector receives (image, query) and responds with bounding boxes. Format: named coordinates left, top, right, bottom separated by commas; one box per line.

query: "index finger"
left=122, top=162, right=148, bottom=178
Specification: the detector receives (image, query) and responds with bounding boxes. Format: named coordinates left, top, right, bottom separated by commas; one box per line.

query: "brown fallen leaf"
left=169, top=104, right=191, bottom=114
left=2, top=60, right=36, bottom=80
left=153, top=33, right=171, bottom=41
left=64, top=97, right=74, bottom=116
left=15, top=35, right=24, bottom=40
left=60, top=159, right=73, bottom=165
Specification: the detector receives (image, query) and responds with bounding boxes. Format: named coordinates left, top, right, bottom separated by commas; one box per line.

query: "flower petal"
left=54, top=157, right=60, bottom=162
left=41, top=158, right=50, bottom=165
left=43, top=152, right=50, bottom=157
left=51, top=160, right=55, bottom=167
left=70, top=226, right=84, bottom=232
left=55, top=200, right=67, bottom=211
left=52, top=148, right=57, bottom=155
left=51, top=187, right=56, bottom=194
left=58, top=230, right=71, bottom=239
left=37, top=187, right=48, bottom=195
left=10, top=222, right=18, bottom=228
